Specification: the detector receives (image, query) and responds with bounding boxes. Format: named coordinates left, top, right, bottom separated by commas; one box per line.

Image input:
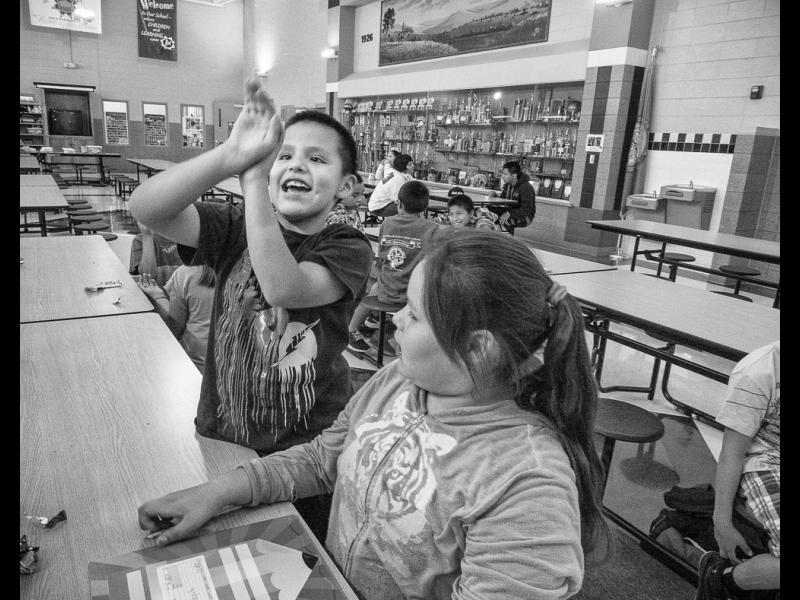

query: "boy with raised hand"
left=129, top=77, right=373, bottom=460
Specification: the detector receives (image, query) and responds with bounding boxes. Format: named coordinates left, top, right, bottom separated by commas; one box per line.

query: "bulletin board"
left=181, top=104, right=205, bottom=149
left=143, top=102, right=168, bottom=147
left=103, top=100, right=130, bottom=145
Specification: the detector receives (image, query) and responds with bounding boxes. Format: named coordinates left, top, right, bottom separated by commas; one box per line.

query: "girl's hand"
left=225, top=76, right=284, bottom=175
left=137, top=482, right=224, bottom=546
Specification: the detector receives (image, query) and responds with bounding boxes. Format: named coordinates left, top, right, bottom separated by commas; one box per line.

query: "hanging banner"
left=28, top=0, right=102, bottom=34
left=137, top=0, right=177, bottom=61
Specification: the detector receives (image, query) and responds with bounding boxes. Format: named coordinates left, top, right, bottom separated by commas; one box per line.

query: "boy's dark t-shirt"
left=178, top=201, right=373, bottom=452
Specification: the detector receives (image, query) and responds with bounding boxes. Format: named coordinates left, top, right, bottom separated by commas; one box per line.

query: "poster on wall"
left=182, top=105, right=205, bottom=148
left=103, top=100, right=130, bottom=145
left=28, top=0, right=102, bottom=34
left=137, top=0, right=177, bottom=61
left=378, top=0, right=550, bottom=66
left=143, top=102, right=168, bottom=146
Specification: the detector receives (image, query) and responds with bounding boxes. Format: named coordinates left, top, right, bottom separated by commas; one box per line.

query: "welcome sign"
left=137, top=0, right=177, bottom=61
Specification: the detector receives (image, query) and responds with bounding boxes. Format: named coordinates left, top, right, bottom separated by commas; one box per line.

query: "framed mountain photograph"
left=379, top=0, right=551, bottom=66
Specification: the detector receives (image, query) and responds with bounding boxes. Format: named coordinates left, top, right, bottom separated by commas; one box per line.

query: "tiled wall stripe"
left=648, top=132, right=737, bottom=153
left=580, top=66, right=612, bottom=209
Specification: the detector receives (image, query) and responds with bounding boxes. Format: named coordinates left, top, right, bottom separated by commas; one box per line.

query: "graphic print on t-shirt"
left=214, top=249, right=318, bottom=444
left=338, top=391, right=456, bottom=532
left=382, top=235, right=422, bottom=270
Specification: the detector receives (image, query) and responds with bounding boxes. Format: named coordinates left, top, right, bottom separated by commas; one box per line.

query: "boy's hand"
left=714, top=520, right=752, bottom=565
left=226, top=76, right=285, bottom=175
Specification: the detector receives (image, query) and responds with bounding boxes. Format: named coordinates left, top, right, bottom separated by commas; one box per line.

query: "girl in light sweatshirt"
left=138, top=229, right=610, bottom=600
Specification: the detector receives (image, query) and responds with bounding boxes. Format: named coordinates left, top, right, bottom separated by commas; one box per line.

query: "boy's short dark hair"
left=285, top=111, right=357, bottom=175
left=502, top=161, right=522, bottom=176
left=398, top=180, right=429, bottom=214
left=393, top=153, right=413, bottom=173
left=447, top=193, right=474, bottom=213
left=447, top=186, right=464, bottom=197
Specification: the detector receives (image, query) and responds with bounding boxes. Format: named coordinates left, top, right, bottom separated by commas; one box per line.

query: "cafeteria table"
left=19, top=184, right=69, bottom=237
left=20, top=235, right=154, bottom=323
left=125, top=157, right=176, bottom=181
left=20, top=154, right=41, bottom=173
left=552, top=268, right=780, bottom=422
left=20, top=313, right=357, bottom=600
left=587, top=219, right=781, bottom=307
left=20, top=174, right=57, bottom=186
left=213, top=175, right=244, bottom=199
left=30, top=150, right=122, bottom=185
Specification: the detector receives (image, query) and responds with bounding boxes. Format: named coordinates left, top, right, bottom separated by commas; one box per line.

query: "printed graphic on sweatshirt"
left=340, top=391, right=456, bottom=524
left=214, top=249, right=318, bottom=444
left=382, top=235, right=423, bottom=270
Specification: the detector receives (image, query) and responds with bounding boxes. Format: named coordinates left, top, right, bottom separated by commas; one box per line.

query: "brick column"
left=564, top=0, right=655, bottom=253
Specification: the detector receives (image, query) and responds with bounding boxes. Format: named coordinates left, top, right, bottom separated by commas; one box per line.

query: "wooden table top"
left=214, top=175, right=243, bottom=198
left=20, top=313, right=357, bottom=600
left=552, top=269, right=780, bottom=361
left=20, top=174, right=56, bottom=187
left=20, top=236, right=154, bottom=323
left=19, top=185, right=69, bottom=211
left=125, top=158, right=177, bottom=171
left=587, top=219, right=780, bottom=264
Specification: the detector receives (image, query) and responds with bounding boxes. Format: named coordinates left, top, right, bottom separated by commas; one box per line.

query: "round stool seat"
left=711, top=291, right=753, bottom=302
left=359, top=295, right=405, bottom=313
left=66, top=198, right=89, bottom=204
left=662, top=252, right=695, bottom=263
left=595, top=398, right=664, bottom=444
left=73, top=222, right=110, bottom=234
left=719, top=264, right=760, bottom=277
left=67, top=205, right=94, bottom=213
left=99, top=232, right=118, bottom=242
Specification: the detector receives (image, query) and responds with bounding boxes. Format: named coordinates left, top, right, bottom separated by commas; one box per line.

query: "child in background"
left=138, top=264, right=216, bottom=374
left=325, top=172, right=366, bottom=232
left=129, top=222, right=183, bottom=287
left=348, top=179, right=439, bottom=355
left=435, top=192, right=499, bottom=231
left=374, top=147, right=399, bottom=181
left=367, top=153, right=414, bottom=218
left=694, top=340, right=779, bottom=600
left=138, top=230, right=610, bottom=600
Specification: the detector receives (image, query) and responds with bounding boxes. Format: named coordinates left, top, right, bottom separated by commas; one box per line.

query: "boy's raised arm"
left=130, top=76, right=283, bottom=248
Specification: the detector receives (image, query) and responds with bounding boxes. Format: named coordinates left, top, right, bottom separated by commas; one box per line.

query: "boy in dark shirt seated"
left=347, top=180, right=438, bottom=356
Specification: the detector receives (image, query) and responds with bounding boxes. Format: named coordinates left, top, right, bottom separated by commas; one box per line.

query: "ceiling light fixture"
left=321, top=47, right=338, bottom=59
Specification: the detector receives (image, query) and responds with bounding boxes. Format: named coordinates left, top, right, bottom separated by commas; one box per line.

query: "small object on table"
left=25, top=508, right=67, bottom=529
left=113, top=296, right=122, bottom=305
left=85, top=280, right=123, bottom=292
left=19, top=535, right=39, bottom=575
left=144, top=514, right=174, bottom=539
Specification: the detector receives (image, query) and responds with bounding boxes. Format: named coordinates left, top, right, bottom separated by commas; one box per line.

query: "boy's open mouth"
left=281, top=178, right=311, bottom=193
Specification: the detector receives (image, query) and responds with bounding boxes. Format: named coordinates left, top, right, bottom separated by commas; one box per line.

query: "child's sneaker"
left=364, top=314, right=381, bottom=329
left=693, top=551, right=729, bottom=600
left=347, top=331, right=371, bottom=353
